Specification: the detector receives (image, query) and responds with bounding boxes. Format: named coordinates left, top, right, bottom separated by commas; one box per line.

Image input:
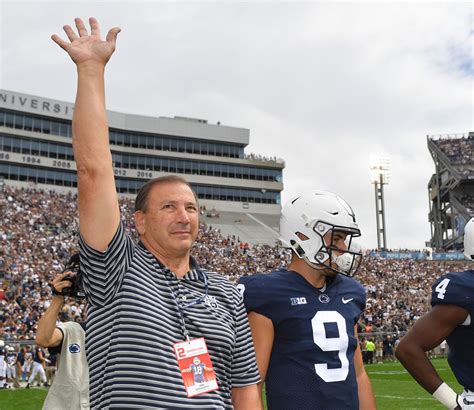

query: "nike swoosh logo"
left=342, top=297, right=354, bottom=304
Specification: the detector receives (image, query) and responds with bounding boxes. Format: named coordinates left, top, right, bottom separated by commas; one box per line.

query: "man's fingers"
left=51, top=34, right=69, bottom=50
left=52, top=271, right=74, bottom=284
left=52, top=281, right=72, bottom=293
left=55, top=281, right=72, bottom=290
left=62, top=25, right=78, bottom=42
left=89, top=17, right=100, bottom=36
left=75, top=17, right=88, bottom=37
left=106, top=27, right=121, bottom=47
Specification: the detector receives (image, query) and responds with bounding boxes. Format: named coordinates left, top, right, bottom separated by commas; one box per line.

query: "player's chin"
left=322, top=266, right=338, bottom=277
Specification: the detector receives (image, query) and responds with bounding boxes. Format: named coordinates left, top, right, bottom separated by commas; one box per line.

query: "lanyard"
left=167, top=270, right=209, bottom=342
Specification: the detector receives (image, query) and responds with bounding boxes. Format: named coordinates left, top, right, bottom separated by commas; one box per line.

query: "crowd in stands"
left=459, top=195, right=474, bottom=215
left=0, top=187, right=472, bottom=353
left=244, top=153, right=284, bottom=164
left=433, top=134, right=473, bottom=166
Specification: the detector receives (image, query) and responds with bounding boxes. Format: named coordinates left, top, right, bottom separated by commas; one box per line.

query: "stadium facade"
left=0, top=89, right=284, bottom=217
left=427, top=132, right=473, bottom=251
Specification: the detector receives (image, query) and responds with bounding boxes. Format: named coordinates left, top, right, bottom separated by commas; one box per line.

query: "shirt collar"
left=138, top=241, right=203, bottom=281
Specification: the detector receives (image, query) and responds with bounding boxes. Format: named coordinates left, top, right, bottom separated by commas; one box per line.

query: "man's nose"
left=333, top=240, right=348, bottom=255
left=176, top=206, right=191, bottom=223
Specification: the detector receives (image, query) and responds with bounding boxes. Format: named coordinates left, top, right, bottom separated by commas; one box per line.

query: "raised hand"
left=51, top=17, right=120, bottom=66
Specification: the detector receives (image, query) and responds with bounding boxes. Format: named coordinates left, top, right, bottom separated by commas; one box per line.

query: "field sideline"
left=0, top=358, right=461, bottom=410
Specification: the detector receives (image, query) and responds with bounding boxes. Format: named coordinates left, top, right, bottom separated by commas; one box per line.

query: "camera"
left=53, top=253, right=86, bottom=299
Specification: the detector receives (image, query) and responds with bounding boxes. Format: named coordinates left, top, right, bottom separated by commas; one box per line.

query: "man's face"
left=193, top=357, right=201, bottom=365
left=325, top=230, right=348, bottom=256
left=134, top=182, right=199, bottom=258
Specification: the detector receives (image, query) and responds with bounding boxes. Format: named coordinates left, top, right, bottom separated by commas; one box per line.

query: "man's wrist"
left=432, top=382, right=458, bottom=409
left=52, top=294, right=65, bottom=302
left=76, top=62, right=106, bottom=76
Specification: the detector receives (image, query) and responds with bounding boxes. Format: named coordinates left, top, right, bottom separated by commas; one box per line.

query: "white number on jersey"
left=435, top=278, right=451, bottom=300
left=311, top=310, right=349, bottom=382
left=236, top=284, right=245, bottom=297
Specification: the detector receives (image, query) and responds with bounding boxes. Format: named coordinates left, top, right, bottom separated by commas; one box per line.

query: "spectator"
left=366, top=339, right=376, bottom=364
left=36, top=269, right=88, bottom=409
left=51, top=17, right=260, bottom=409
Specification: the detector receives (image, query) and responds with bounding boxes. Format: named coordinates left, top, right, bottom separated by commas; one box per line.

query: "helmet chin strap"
left=331, top=253, right=353, bottom=274
left=300, top=252, right=353, bottom=277
left=301, top=254, right=340, bottom=277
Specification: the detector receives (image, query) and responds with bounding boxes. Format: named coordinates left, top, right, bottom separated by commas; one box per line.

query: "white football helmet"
left=464, top=217, right=474, bottom=260
left=279, top=190, right=362, bottom=276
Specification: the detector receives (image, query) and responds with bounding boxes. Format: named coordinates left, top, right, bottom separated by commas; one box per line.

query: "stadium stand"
left=201, top=211, right=279, bottom=245
left=427, top=132, right=473, bottom=251
left=1, top=186, right=472, bottom=354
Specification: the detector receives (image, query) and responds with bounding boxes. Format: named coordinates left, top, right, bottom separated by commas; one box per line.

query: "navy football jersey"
left=239, top=270, right=366, bottom=410
left=431, top=269, right=474, bottom=391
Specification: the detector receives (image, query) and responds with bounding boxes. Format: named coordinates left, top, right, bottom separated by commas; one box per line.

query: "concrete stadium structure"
left=427, top=132, right=473, bottom=251
left=0, top=89, right=283, bottom=244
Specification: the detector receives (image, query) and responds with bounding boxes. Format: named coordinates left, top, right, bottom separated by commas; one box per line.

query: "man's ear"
left=134, top=211, right=145, bottom=235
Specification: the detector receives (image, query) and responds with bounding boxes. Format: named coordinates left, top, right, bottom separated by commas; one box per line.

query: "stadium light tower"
left=369, top=154, right=391, bottom=251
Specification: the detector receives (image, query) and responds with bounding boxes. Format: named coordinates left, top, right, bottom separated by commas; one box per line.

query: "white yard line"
left=376, top=395, right=433, bottom=401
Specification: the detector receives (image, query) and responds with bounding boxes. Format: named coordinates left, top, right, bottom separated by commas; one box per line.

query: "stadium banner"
left=431, top=253, right=466, bottom=261
left=369, top=251, right=427, bottom=260
left=369, top=251, right=465, bottom=261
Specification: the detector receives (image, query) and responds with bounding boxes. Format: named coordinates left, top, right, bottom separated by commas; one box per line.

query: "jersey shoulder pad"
left=431, top=271, right=474, bottom=309
left=238, top=271, right=282, bottom=316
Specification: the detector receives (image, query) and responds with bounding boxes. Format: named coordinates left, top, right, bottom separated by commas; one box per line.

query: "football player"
left=396, top=217, right=474, bottom=409
left=238, top=191, right=376, bottom=409
left=182, top=357, right=213, bottom=385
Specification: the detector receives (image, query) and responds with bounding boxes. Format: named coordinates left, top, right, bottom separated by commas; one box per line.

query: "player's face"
left=193, top=357, right=200, bottom=365
left=135, top=182, right=199, bottom=257
left=328, top=231, right=348, bottom=255
left=320, top=230, right=348, bottom=275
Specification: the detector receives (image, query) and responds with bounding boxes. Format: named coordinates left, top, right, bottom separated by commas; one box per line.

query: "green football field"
left=0, top=358, right=461, bottom=409
left=367, top=358, right=461, bottom=409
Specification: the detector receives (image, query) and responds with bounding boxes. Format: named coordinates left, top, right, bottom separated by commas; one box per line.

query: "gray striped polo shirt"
left=79, top=223, right=260, bottom=409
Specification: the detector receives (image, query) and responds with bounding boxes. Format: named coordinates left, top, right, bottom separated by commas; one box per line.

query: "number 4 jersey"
left=431, top=269, right=474, bottom=391
left=239, top=269, right=366, bottom=410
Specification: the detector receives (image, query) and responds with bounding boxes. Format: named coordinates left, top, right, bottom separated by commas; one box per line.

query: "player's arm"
left=395, top=304, right=468, bottom=407
left=232, top=384, right=263, bottom=410
left=354, top=326, right=377, bottom=409
left=247, top=311, right=274, bottom=397
left=51, top=17, right=121, bottom=251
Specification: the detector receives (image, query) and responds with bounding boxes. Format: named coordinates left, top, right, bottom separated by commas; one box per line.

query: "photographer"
left=36, top=265, right=89, bottom=409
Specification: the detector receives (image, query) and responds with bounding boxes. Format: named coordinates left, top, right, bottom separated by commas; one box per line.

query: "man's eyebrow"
left=159, top=200, right=197, bottom=206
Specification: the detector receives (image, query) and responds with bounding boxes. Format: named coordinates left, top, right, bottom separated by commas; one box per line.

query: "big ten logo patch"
left=291, top=297, right=307, bottom=306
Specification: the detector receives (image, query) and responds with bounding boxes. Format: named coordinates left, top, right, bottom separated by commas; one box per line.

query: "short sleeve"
left=79, top=222, right=135, bottom=307
left=431, top=273, right=470, bottom=309
left=47, top=326, right=65, bottom=355
left=238, top=275, right=273, bottom=318
left=230, top=288, right=261, bottom=387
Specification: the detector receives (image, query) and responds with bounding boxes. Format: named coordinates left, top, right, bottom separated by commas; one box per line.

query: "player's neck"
left=288, top=257, right=327, bottom=289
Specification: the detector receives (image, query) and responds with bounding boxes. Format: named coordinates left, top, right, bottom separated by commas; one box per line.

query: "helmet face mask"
left=280, top=191, right=363, bottom=277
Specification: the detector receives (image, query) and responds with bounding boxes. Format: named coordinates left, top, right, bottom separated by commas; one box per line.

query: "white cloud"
left=0, top=1, right=472, bottom=249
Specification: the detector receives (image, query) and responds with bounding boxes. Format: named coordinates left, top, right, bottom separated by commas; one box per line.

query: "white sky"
left=0, top=1, right=472, bottom=250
